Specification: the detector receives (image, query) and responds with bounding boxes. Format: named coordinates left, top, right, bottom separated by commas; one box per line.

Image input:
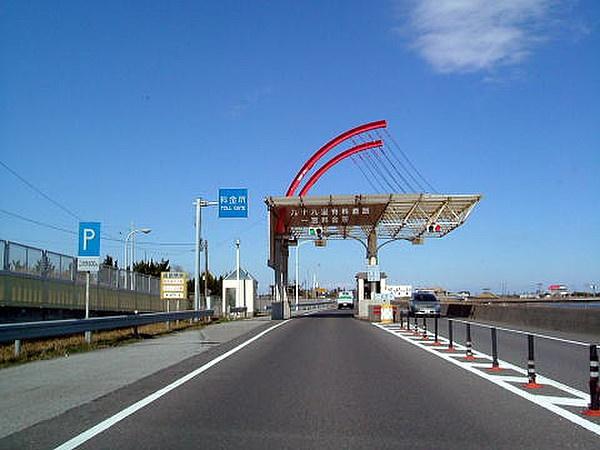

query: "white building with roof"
left=222, top=267, right=258, bottom=316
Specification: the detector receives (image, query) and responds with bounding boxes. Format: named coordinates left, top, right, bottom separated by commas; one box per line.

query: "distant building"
left=548, top=284, right=569, bottom=296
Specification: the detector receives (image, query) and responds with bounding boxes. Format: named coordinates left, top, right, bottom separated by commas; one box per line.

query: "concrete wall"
left=469, top=304, right=600, bottom=335
left=0, top=272, right=189, bottom=317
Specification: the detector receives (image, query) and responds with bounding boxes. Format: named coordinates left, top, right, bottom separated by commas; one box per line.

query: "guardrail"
left=294, top=300, right=336, bottom=309
left=396, top=311, right=600, bottom=417
left=0, top=309, right=213, bottom=356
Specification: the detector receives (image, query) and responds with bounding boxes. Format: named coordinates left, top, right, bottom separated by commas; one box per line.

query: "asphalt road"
left=2, top=310, right=599, bottom=449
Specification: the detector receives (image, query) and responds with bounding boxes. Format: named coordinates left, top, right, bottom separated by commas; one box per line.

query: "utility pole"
left=194, top=199, right=202, bottom=312
left=204, top=240, right=210, bottom=310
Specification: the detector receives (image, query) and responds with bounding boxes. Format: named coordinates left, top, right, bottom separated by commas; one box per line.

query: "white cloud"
left=401, top=0, right=558, bottom=73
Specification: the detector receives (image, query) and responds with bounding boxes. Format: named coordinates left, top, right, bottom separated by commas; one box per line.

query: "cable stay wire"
left=367, top=131, right=422, bottom=192
left=350, top=155, right=380, bottom=193
left=362, top=151, right=400, bottom=193
left=357, top=135, right=408, bottom=193
left=0, top=160, right=82, bottom=221
left=379, top=145, right=418, bottom=192
left=348, top=137, right=384, bottom=193
left=371, top=149, right=408, bottom=193
left=380, top=129, right=437, bottom=193
left=356, top=153, right=388, bottom=193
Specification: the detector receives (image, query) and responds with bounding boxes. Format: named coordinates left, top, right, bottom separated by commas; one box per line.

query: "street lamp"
left=294, top=240, right=312, bottom=311
left=124, top=227, right=152, bottom=290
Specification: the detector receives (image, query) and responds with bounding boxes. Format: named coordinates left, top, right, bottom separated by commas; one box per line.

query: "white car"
left=337, top=291, right=354, bottom=310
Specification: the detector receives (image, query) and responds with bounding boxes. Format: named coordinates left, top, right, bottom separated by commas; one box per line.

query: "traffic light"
left=428, top=223, right=442, bottom=233
left=308, top=226, right=323, bottom=238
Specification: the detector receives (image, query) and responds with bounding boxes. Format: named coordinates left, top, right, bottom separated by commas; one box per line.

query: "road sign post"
left=78, top=222, right=101, bottom=344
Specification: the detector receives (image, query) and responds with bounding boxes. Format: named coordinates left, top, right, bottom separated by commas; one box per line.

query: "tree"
left=132, top=258, right=170, bottom=277
left=187, top=273, right=223, bottom=298
left=102, top=255, right=118, bottom=268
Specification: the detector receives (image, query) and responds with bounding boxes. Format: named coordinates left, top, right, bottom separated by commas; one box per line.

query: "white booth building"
left=222, top=268, right=258, bottom=315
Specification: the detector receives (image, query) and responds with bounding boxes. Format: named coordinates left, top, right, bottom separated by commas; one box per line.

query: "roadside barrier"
left=383, top=313, right=600, bottom=418
left=433, top=315, right=441, bottom=346
left=464, top=323, right=475, bottom=360
left=489, top=328, right=502, bottom=371
left=438, top=318, right=599, bottom=417
left=0, top=309, right=213, bottom=356
left=444, top=319, right=455, bottom=352
left=524, top=334, right=543, bottom=389
left=584, top=344, right=600, bottom=416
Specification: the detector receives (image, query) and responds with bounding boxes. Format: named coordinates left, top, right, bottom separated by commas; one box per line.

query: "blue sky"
left=1, top=0, right=599, bottom=294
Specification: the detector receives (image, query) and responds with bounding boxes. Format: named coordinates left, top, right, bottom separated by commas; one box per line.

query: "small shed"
left=222, top=267, right=258, bottom=315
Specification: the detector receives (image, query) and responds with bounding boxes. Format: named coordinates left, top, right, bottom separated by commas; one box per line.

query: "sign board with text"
left=77, top=222, right=101, bottom=272
left=160, top=272, right=188, bottom=300
left=367, top=265, right=380, bottom=282
left=219, top=188, right=248, bottom=218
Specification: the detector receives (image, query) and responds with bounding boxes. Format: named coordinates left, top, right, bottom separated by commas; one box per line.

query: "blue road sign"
left=78, top=222, right=101, bottom=257
left=219, top=188, right=248, bottom=218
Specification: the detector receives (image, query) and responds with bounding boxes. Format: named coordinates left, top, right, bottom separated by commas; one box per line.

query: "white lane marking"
left=374, top=323, right=600, bottom=437
left=54, top=320, right=290, bottom=450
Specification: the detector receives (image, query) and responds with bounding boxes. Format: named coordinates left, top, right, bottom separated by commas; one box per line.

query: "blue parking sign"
left=219, top=188, right=248, bottom=218
left=78, top=222, right=101, bottom=257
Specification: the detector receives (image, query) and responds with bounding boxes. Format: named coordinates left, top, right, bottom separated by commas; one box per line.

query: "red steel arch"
left=298, top=140, right=383, bottom=196
left=285, top=120, right=387, bottom=197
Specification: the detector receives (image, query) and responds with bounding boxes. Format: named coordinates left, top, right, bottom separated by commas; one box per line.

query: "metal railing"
left=1, top=240, right=160, bottom=295
left=1, top=309, right=214, bottom=356
left=396, top=311, right=600, bottom=417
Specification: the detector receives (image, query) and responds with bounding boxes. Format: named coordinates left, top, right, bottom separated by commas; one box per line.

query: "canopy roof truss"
left=266, top=193, right=481, bottom=243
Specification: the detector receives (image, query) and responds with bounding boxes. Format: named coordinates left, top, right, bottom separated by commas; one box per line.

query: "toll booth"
left=355, top=271, right=387, bottom=320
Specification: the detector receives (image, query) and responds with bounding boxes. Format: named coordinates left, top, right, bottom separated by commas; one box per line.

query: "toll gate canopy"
left=266, top=193, right=482, bottom=257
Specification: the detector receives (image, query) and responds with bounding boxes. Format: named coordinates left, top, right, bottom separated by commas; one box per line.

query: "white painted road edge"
left=374, top=323, right=600, bottom=437
left=54, top=320, right=290, bottom=450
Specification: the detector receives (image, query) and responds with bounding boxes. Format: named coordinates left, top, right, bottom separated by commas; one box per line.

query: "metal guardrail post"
left=523, top=334, right=542, bottom=389
left=583, top=344, right=600, bottom=416
left=14, top=339, right=21, bottom=357
left=433, top=315, right=441, bottom=346
left=464, top=323, right=475, bottom=360
left=445, top=319, right=455, bottom=352
left=489, top=328, right=501, bottom=371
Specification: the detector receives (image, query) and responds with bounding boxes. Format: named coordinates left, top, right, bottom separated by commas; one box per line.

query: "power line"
left=0, top=160, right=82, bottom=220
left=0, top=208, right=197, bottom=253
left=0, top=208, right=77, bottom=236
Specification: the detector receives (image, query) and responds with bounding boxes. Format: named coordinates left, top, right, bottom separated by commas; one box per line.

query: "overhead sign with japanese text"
left=281, top=203, right=386, bottom=228
left=219, top=188, right=248, bottom=218
left=77, top=222, right=101, bottom=272
left=160, top=272, right=188, bottom=300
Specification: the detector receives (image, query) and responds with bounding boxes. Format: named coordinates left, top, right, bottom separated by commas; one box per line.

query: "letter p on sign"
left=78, top=222, right=101, bottom=257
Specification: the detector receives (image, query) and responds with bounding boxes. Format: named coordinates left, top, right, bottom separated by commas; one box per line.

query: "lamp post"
left=235, top=239, right=241, bottom=311
left=124, top=227, right=151, bottom=290
left=294, top=240, right=311, bottom=311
